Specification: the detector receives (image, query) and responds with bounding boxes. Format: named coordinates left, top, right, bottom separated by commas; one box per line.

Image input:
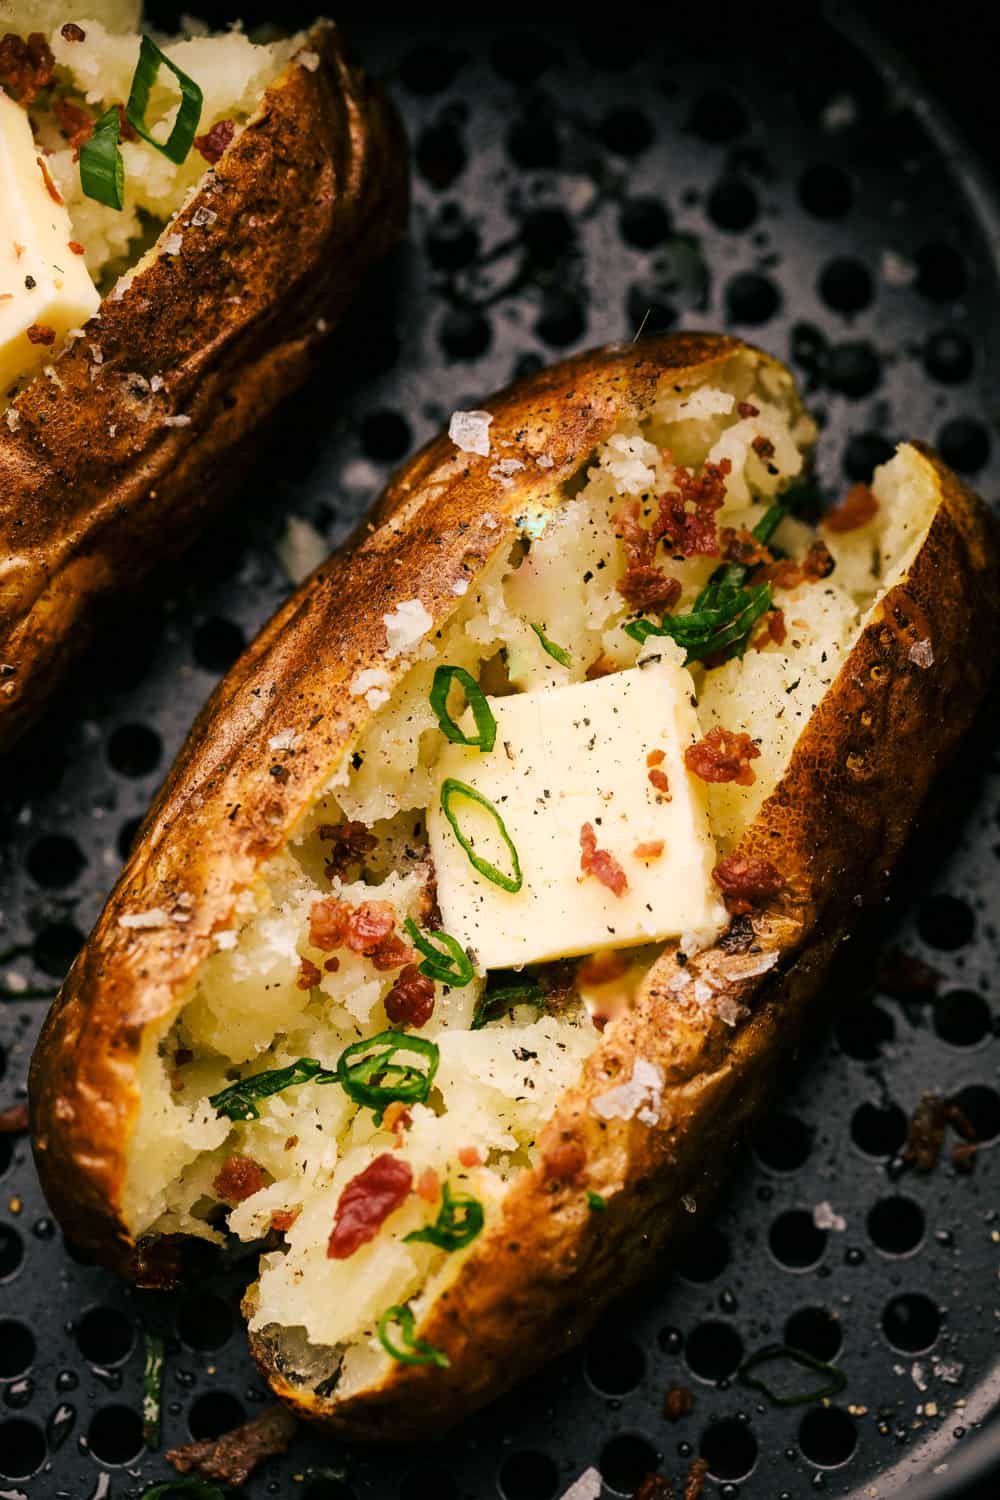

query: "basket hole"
left=753, top=1113, right=812, bottom=1171
left=584, top=1332, right=646, bottom=1395
left=924, top=330, right=973, bottom=384
left=32, top=921, right=84, bottom=979
left=619, top=197, right=671, bottom=251
left=783, top=1306, right=843, bottom=1361
left=933, top=990, right=991, bottom=1047
left=798, top=1406, right=857, bottom=1467
left=707, top=179, right=757, bottom=232
left=699, top=1417, right=758, bottom=1481
left=399, top=45, right=464, bottom=95
left=725, top=272, right=780, bottom=325
left=915, top=242, right=966, bottom=301
left=0, top=1419, right=45, bottom=1479
left=689, top=90, right=747, bottom=142
left=600, top=107, right=653, bottom=157
left=426, top=206, right=479, bottom=271
left=0, top=1225, right=23, bottom=1281
left=416, top=121, right=465, bottom=190
left=439, top=306, right=491, bottom=362
left=675, top=1224, right=730, bottom=1283
left=937, top=417, right=990, bottom=476
left=107, top=723, right=161, bottom=778
left=825, top=341, right=880, bottom=398
left=522, top=207, right=574, bottom=269
left=798, top=163, right=853, bottom=219
left=599, top=1434, right=660, bottom=1495
left=361, top=410, right=412, bottom=462
left=842, top=431, right=894, bottom=482
left=850, top=1101, right=907, bottom=1157
left=951, top=1085, right=1000, bottom=1142
left=498, top=1450, right=559, bottom=1500
left=536, top=289, right=586, bottom=349
left=0, top=1322, right=34, bottom=1380
left=489, top=32, right=558, bottom=85
left=188, top=1390, right=245, bottom=1441
left=88, top=1404, right=144, bottom=1465
left=867, top=1197, right=925, bottom=1256
left=76, top=1307, right=134, bottom=1367
left=919, top=894, right=975, bottom=950
left=507, top=113, right=560, bottom=170
left=192, top=618, right=245, bottom=674
left=769, top=1210, right=827, bottom=1270
left=400, top=1466, right=458, bottom=1500
left=25, top=834, right=86, bottom=888
left=882, top=1293, right=941, bottom=1353
left=835, top=1003, right=894, bottom=1060
left=175, top=1292, right=233, bottom=1351
left=684, top=1321, right=744, bottom=1383
left=627, top=284, right=676, bottom=337
left=819, top=257, right=872, bottom=315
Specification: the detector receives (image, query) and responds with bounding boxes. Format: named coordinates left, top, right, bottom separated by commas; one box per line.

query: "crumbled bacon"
left=384, top=964, right=435, bottom=1027
left=543, top=1138, right=587, bottom=1183
left=633, top=840, right=665, bottom=860
left=751, top=434, right=776, bottom=461
left=324, top=956, right=340, bottom=973
left=308, top=897, right=407, bottom=964
left=458, top=1146, right=481, bottom=1168
left=0, top=32, right=54, bottom=104
left=213, top=1156, right=267, bottom=1203
left=167, top=1404, right=297, bottom=1488
left=579, top=822, right=628, bottom=896
left=193, top=118, right=235, bottom=164
left=591, top=1012, right=610, bottom=1031
left=416, top=1166, right=440, bottom=1203
left=61, top=22, right=87, bottom=41
left=270, top=1209, right=299, bottom=1233
left=36, top=156, right=63, bottom=205
left=767, top=539, right=835, bottom=589
left=585, top=653, right=617, bottom=680
left=577, top=950, right=629, bottom=987
left=685, top=1458, right=709, bottom=1500
left=634, top=1476, right=674, bottom=1500
left=0, top=1102, right=29, bottom=1134
left=719, top=525, right=774, bottom=570
left=370, top=932, right=416, bottom=972
left=712, top=854, right=783, bottom=915
left=663, top=1383, right=695, bottom=1421
left=68, top=240, right=85, bottom=255
left=737, top=401, right=759, bottom=419
left=613, top=501, right=683, bottom=612
left=26, top=323, right=56, bottom=345
left=648, top=767, right=670, bottom=795
left=752, top=608, right=787, bottom=650
left=345, top=900, right=396, bottom=953
left=327, top=1153, right=412, bottom=1259
left=52, top=98, right=94, bottom=152
left=657, top=458, right=732, bottom=556
left=905, top=1093, right=980, bottom=1174
left=685, top=726, right=760, bottom=786
left=296, top=957, right=321, bottom=991
left=309, top=897, right=349, bottom=950
left=824, top=482, right=878, bottom=533
left=319, top=819, right=377, bottom=877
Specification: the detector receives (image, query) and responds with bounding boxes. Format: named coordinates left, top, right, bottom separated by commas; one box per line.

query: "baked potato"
left=29, top=333, right=999, bottom=1439
left=0, top=0, right=406, bottom=750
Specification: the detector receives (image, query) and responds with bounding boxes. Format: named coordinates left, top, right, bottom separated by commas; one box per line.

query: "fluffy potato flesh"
left=121, top=362, right=936, bottom=1394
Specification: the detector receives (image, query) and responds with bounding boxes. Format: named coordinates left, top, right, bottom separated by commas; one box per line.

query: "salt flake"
left=909, top=639, right=934, bottom=669
left=5, top=408, right=20, bottom=432
left=118, top=908, right=171, bottom=930
left=451, top=577, right=470, bottom=596
left=813, top=1200, right=847, bottom=1232
left=162, top=232, right=183, bottom=255
left=268, top=728, right=300, bottom=753
left=163, top=415, right=192, bottom=427
left=449, top=409, right=492, bottom=457
left=592, top=1057, right=664, bottom=1126
left=383, top=598, right=434, bottom=659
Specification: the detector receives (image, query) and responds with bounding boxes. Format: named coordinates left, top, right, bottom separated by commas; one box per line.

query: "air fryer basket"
left=0, top=9, right=997, bottom=1498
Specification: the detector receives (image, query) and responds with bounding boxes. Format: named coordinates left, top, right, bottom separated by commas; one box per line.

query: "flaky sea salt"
left=189, top=206, right=218, bottom=228
left=162, top=232, right=183, bottom=255
left=350, top=667, right=392, bottom=710
left=5, top=408, right=20, bottom=432
left=557, top=1468, right=602, bottom=1500
left=813, top=1200, right=847, bottom=1232
left=592, top=1058, right=664, bottom=1126
left=536, top=453, right=555, bottom=469
left=909, top=638, right=934, bottom=669
left=383, top=598, right=434, bottom=659
left=214, top=929, right=238, bottom=951
left=268, top=728, right=300, bottom=753
left=449, top=409, right=492, bottom=457
left=277, top=515, right=327, bottom=585
left=451, top=577, right=469, bottom=596
left=118, top=909, right=171, bottom=930
left=163, top=414, right=191, bottom=427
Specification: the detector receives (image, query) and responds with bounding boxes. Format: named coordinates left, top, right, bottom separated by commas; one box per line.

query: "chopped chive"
left=440, top=778, right=522, bottom=893
left=142, top=1331, right=164, bottom=1449
left=336, top=1031, right=439, bottom=1120
left=404, top=1180, right=484, bottom=1251
left=623, top=581, right=772, bottom=663
left=739, top=1343, right=848, bottom=1406
left=79, top=105, right=125, bottom=210
left=403, top=918, right=474, bottom=987
left=529, top=622, right=572, bottom=667
left=471, top=980, right=545, bottom=1030
left=377, top=1304, right=450, bottom=1368
left=210, top=1058, right=336, bottom=1122
left=586, top=1190, right=607, bottom=1212
left=126, top=36, right=203, bottom=165
left=430, top=666, right=496, bottom=751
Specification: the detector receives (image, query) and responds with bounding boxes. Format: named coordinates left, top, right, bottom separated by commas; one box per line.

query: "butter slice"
left=0, top=91, right=99, bottom=395
left=428, top=661, right=724, bottom=970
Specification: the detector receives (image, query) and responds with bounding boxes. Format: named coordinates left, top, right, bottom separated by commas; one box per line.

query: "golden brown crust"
left=0, top=21, right=407, bottom=751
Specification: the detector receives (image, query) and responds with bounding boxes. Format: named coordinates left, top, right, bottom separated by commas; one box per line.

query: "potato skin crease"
left=0, top=21, right=407, bottom=752
left=29, top=335, right=999, bottom=1436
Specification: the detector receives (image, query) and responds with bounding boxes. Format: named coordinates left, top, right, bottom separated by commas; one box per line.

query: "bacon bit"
left=327, top=1154, right=412, bottom=1260
left=577, top=950, right=629, bottom=987
left=52, top=98, right=94, bottom=152
left=712, top=853, right=783, bottom=915
left=284, top=1136, right=298, bottom=1151
left=193, top=118, right=235, bottom=164
left=685, top=1458, right=709, bottom=1500
left=685, top=726, right=760, bottom=786
left=296, top=957, right=321, bottom=991
left=166, top=1404, right=297, bottom=1489
left=719, top=525, right=774, bottom=570
left=767, top=539, right=835, bottom=590
left=116, top=103, right=138, bottom=142
left=648, top=767, right=670, bottom=795
left=904, top=1093, right=948, bottom=1172
left=384, top=964, right=435, bottom=1027
left=0, top=1102, right=29, bottom=1134
left=213, top=1156, right=267, bottom=1204
left=319, top=819, right=377, bottom=877
left=824, top=482, right=878, bottom=533
left=579, top=822, right=629, bottom=897
left=737, top=400, right=759, bottom=418
left=68, top=240, right=85, bottom=255
left=658, top=458, right=732, bottom=557
left=309, top=897, right=348, bottom=949
left=613, top=499, right=683, bottom=612
left=663, top=1383, right=695, bottom=1421
left=634, top=1476, right=674, bottom=1500
left=543, top=1138, right=587, bottom=1184
left=345, top=900, right=396, bottom=953
left=458, top=1146, right=481, bottom=1168
left=0, top=32, right=54, bottom=104
left=647, top=750, right=666, bottom=767
left=26, top=323, right=56, bottom=346
left=633, top=839, right=665, bottom=860
left=324, top=955, right=340, bottom=972
left=308, top=897, right=403, bottom=960
left=416, top=1166, right=440, bottom=1203
left=61, top=22, right=87, bottom=42
left=585, top=653, right=617, bottom=680
left=591, top=1012, right=609, bottom=1031
left=370, top=932, right=416, bottom=972
left=36, top=156, right=63, bottom=205
left=751, top=434, right=776, bottom=461
left=752, top=608, right=787, bottom=651
left=270, top=1208, right=299, bottom=1233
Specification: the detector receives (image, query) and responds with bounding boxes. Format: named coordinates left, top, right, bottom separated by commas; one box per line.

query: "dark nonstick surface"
left=1, top=9, right=998, bottom=1499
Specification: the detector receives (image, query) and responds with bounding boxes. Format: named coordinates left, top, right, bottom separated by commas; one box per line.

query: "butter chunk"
left=428, top=660, right=724, bottom=970
left=0, top=91, right=100, bottom=395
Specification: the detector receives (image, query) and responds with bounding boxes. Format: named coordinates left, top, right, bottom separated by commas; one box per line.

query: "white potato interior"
left=119, top=352, right=938, bottom=1397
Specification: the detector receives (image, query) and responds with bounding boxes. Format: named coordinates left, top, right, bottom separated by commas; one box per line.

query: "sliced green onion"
left=377, top=1304, right=450, bottom=1368
left=210, top=1058, right=335, bottom=1122
left=471, top=980, right=544, bottom=1030
left=336, top=1030, right=439, bottom=1120
left=529, top=622, right=572, bottom=667
left=586, top=1190, right=607, bottom=1212
left=141, top=1482, right=226, bottom=1499
left=739, top=1343, right=848, bottom=1407
left=430, top=666, right=496, bottom=751
left=440, top=778, right=522, bottom=893
left=79, top=105, right=125, bottom=210
left=126, top=35, right=203, bottom=165
left=403, top=918, right=474, bottom=987
left=404, top=1180, right=484, bottom=1251
left=623, top=581, right=772, bottom=664
left=141, top=1331, right=164, bottom=1449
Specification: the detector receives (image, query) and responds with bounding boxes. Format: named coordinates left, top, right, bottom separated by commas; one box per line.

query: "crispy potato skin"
left=0, top=21, right=407, bottom=751
left=29, top=336, right=999, bottom=1435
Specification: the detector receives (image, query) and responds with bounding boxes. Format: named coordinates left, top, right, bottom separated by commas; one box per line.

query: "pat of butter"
left=0, top=91, right=99, bottom=396
left=428, top=660, right=724, bottom=970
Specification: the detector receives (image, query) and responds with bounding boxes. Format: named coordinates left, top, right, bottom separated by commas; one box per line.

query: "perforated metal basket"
left=1, top=8, right=998, bottom=1499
